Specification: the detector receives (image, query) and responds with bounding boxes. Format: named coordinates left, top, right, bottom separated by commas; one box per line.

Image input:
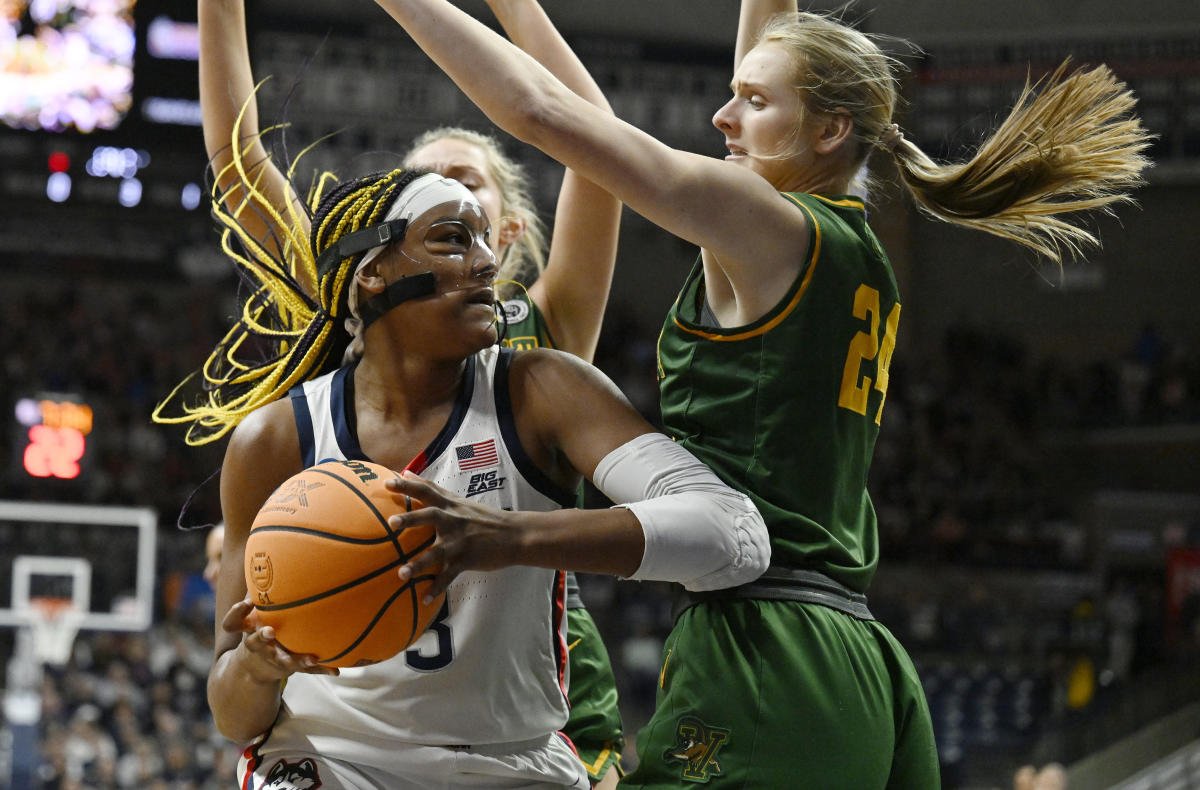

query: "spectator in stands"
left=203, top=523, right=223, bottom=589
left=1014, top=762, right=1068, bottom=789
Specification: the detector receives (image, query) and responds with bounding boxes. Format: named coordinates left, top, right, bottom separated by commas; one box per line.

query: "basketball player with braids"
left=364, top=0, right=1153, bottom=784
left=193, top=0, right=626, bottom=782
left=159, top=165, right=769, bottom=788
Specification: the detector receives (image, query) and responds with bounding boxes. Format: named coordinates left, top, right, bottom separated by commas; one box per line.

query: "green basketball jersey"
left=498, top=289, right=559, bottom=351
left=657, top=193, right=901, bottom=594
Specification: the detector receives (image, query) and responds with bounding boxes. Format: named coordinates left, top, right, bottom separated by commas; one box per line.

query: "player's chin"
left=442, top=317, right=497, bottom=358
left=467, top=317, right=499, bottom=350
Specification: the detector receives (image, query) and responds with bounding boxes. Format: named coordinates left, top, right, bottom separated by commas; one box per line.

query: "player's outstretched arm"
left=735, top=0, right=797, bottom=69
left=485, top=0, right=621, bottom=362
left=385, top=350, right=771, bottom=599
left=207, top=401, right=335, bottom=743
left=370, top=0, right=810, bottom=293
left=199, top=0, right=313, bottom=292
left=467, top=13, right=626, bottom=771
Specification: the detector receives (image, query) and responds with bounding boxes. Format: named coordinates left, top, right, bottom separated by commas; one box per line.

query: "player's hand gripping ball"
left=244, top=460, right=443, bottom=667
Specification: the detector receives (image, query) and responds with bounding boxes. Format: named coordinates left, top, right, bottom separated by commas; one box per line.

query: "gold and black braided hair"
left=153, top=100, right=429, bottom=445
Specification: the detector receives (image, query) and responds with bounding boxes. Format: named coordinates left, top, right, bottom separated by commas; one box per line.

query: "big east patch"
left=466, top=470, right=506, bottom=497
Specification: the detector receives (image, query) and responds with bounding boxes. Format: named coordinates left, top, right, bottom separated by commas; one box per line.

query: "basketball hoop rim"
left=25, top=596, right=86, bottom=667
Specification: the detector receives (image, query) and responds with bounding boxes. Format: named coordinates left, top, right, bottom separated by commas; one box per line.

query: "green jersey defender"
left=624, top=193, right=939, bottom=788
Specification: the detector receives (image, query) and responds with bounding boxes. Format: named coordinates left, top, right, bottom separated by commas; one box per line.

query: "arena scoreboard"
left=0, top=0, right=208, bottom=248
left=14, top=395, right=93, bottom=481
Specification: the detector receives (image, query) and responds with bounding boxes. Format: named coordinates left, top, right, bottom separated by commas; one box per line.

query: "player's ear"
left=812, top=109, right=854, bottom=155
left=497, top=215, right=525, bottom=246
left=355, top=257, right=387, bottom=295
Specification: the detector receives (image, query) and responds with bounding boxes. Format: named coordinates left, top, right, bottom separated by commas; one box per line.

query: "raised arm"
left=736, top=0, right=796, bottom=69
left=485, top=0, right=609, bottom=129
left=373, top=0, right=809, bottom=301
left=199, top=0, right=313, bottom=293
left=484, top=0, right=620, bottom=362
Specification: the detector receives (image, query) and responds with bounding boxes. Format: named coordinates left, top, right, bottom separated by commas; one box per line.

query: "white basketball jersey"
left=269, top=346, right=574, bottom=757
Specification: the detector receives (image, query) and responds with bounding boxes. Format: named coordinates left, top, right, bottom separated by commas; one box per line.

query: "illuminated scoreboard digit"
left=14, top=396, right=94, bottom=481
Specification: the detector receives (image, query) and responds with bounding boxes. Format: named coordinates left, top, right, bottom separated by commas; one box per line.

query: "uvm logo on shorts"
left=664, top=715, right=730, bottom=783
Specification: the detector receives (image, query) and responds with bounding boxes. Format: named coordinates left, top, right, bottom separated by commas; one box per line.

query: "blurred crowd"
left=0, top=277, right=1198, bottom=786
left=7, top=622, right=236, bottom=789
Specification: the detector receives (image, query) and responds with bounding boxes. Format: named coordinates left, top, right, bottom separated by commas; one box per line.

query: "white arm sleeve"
left=591, top=432, right=770, bottom=592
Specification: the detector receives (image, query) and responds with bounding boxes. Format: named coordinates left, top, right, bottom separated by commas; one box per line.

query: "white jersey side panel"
left=270, top=346, right=571, bottom=760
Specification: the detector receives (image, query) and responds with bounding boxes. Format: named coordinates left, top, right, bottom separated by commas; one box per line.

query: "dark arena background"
left=1, top=1, right=1199, bottom=787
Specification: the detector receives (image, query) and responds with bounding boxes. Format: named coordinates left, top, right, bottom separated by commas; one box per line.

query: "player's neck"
left=354, top=352, right=466, bottom=423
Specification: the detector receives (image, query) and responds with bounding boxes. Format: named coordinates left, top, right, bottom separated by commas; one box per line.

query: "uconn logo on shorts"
left=261, top=757, right=322, bottom=789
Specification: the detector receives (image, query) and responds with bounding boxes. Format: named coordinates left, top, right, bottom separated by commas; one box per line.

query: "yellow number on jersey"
left=838, top=284, right=901, bottom=425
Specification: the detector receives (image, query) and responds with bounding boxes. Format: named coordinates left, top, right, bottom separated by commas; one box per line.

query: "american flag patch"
left=455, top=438, right=498, bottom=471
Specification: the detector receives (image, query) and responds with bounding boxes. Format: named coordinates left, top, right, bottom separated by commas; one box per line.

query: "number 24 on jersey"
left=838, top=284, right=900, bottom=426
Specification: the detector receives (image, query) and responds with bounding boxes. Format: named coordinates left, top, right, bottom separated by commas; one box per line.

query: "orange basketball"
left=244, top=459, right=442, bottom=668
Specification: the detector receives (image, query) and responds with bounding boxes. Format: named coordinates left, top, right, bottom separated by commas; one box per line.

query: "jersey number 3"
left=405, top=600, right=454, bottom=671
left=838, top=284, right=901, bottom=425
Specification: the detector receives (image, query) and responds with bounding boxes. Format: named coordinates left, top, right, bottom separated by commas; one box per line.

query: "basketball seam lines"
left=248, top=525, right=400, bottom=545
left=315, top=572, right=438, bottom=664
left=307, top=466, right=407, bottom=558
left=255, top=558, right=412, bottom=611
left=320, top=580, right=417, bottom=664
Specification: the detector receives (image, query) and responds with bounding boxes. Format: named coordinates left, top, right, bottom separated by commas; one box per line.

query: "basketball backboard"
left=0, top=500, right=156, bottom=632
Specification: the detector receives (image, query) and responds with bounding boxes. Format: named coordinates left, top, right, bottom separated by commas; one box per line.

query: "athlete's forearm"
left=199, top=0, right=262, bottom=172
left=207, top=644, right=285, bottom=743
left=373, top=0, right=576, bottom=148
left=736, top=0, right=797, bottom=68
left=511, top=507, right=646, bottom=578
left=592, top=433, right=771, bottom=591
left=485, top=0, right=610, bottom=111
left=389, top=431, right=769, bottom=594
left=508, top=448, right=771, bottom=591
left=486, top=0, right=621, bottom=363
left=199, top=0, right=314, bottom=293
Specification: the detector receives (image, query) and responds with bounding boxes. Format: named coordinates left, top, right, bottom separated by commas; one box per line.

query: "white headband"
left=348, top=173, right=481, bottom=318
